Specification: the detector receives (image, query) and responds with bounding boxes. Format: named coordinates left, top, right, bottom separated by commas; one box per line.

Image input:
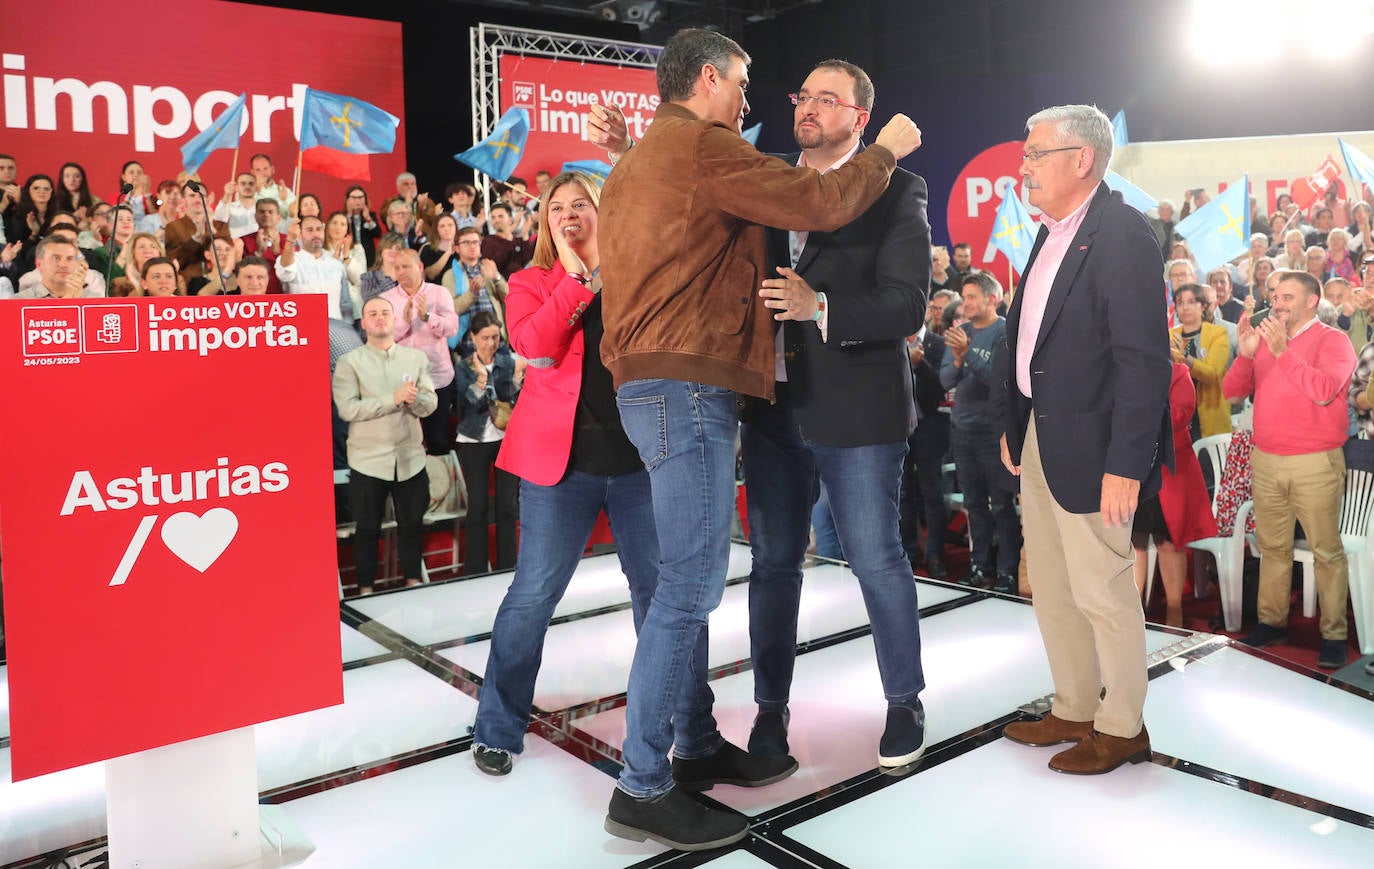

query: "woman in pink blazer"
left=471, top=172, right=659, bottom=776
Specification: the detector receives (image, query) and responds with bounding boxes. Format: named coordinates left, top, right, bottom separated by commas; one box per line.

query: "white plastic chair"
left=1293, top=468, right=1374, bottom=653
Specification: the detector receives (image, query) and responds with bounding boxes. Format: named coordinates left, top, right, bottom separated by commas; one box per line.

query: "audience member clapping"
left=1170, top=282, right=1232, bottom=439
left=361, top=232, right=405, bottom=304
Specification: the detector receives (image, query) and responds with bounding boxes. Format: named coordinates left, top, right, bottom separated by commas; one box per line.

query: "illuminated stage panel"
left=575, top=598, right=1181, bottom=815
left=785, top=738, right=1374, bottom=867
left=255, top=659, right=476, bottom=793
left=340, top=623, right=388, bottom=664
left=282, top=738, right=667, bottom=867
left=0, top=754, right=104, bottom=867
left=441, top=567, right=967, bottom=712
left=1147, top=646, right=1374, bottom=816
left=350, top=544, right=755, bottom=647
left=697, top=852, right=783, bottom=867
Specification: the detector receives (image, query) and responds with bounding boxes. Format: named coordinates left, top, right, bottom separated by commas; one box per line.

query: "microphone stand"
left=188, top=182, right=225, bottom=293
left=105, top=183, right=133, bottom=294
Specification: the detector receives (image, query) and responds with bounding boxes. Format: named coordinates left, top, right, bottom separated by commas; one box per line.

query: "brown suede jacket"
left=599, top=102, right=897, bottom=399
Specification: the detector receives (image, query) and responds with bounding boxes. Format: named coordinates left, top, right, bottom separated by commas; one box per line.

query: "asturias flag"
left=989, top=187, right=1038, bottom=276
left=455, top=108, right=530, bottom=182
left=560, top=160, right=614, bottom=186
left=180, top=93, right=246, bottom=175
left=299, top=88, right=400, bottom=154
left=1339, top=138, right=1374, bottom=199
left=1105, top=171, right=1158, bottom=215
left=1176, top=176, right=1250, bottom=276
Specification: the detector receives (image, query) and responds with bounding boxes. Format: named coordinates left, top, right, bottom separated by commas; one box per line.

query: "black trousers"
left=457, top=440, right=519, bottom=575
left=900, top=413, right=950, bottom=563
left=422, top=381, right=457, bottom=456
left=350, top=467, right=430, bottom=591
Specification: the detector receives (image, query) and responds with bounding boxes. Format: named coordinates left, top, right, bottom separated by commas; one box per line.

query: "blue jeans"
left=473, top=469, right=663, bottom=753
left=951, top=426, right=1021, bottom=574
left=811, top=481, right=844, bottom=560
left=743, top=397, right=925, bottom=709
left=614, top=378, right=733, bottom=797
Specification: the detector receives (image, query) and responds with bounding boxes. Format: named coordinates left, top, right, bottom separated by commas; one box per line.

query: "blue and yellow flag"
left=1105, top=171, right=1157, bottom=215
left=455, top=108, right=530, bottom=182
left=560, top=160, right=614, bottom=186
left=1176, top=177, right=1250, bottom=275
left=989, top=188, right=1037, bottom=276
left=180, top=93, right=246, bottom=175
left=299, top=88, right=399, bottom=155
left=1111, top=110, right=1129, bottom=150
left=1339, top=139, right=1374, bottom=199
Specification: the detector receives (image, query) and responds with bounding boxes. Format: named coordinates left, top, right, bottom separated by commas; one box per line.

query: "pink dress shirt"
left=1016, top=192, right=1094, bottom=397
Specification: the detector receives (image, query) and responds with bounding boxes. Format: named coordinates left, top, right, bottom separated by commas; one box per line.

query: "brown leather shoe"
left=1048, top=727, right=1151, bottom=775
left=1002, top=714, right=1093, bottom=747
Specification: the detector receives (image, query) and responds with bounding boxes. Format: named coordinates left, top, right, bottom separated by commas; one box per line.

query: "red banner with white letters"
left=0, top=0, right=404, bottom=209
left=0, top=296, right=341, bottom=781
left=499, top=54, right=659, bottom=182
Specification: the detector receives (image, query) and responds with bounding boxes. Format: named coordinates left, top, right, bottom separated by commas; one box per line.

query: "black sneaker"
left=965, top=567, right=994, bottom=590
left=672, top=740, right=798, bottom=791
left=925, top=560, right=947, bottom=581
left=1240, top=623, right=1287, bottom=648
left=878, top=700, right=926, bottom=768
left=994, top=572, right=1018, bottom=595
left=605, top=786, right=748, bottom=851
left=1317, top=638, right=1349, bottom=670
left=747, top=708, right=790, bottom=757
left=473, top=744, right=513, bottom=776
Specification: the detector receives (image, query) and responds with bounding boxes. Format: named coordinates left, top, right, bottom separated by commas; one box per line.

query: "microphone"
left=184, top=180, right=205, bottom=194
left=119, top=182, right=133, bottom=197
left=187, top=182, right=225, bottom=291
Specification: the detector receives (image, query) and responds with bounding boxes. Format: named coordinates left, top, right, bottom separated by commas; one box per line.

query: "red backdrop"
left=945, top=140, right=1028, bottom=285
left=499, top=54, right=659, bottom=181
left=0, top=296, right=342, bottom=781
left=0, top=0, right=405, bottom=210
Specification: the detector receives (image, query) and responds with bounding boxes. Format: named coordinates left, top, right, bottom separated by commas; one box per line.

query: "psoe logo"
left=20, top=304, right=140, bottom=357
left=82, top=304, right=140, bottom=354
left=21, top=305, right=81, bottom=357
left=511, top=81, right=536, bottom=107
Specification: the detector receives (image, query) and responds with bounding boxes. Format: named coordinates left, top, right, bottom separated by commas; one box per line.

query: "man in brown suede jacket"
left=594, top=27, right=922, bottom=853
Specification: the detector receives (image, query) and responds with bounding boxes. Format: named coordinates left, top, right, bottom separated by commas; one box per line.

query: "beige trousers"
left=1020, top=419, right=1147, bottom=739
left=1250, top=447, right=1348, bottom=640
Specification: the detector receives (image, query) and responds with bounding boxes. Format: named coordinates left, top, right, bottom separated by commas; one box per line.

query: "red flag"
left=300, top=145, right=371, bottom=180
left=1290, top=155, right=1340, bottom=210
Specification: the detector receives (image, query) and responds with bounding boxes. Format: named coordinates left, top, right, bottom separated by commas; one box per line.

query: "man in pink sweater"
left=1224, top=270, right=1358, bottom=669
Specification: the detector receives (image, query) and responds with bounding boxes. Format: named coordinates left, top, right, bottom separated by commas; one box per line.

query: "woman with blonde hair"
left=470, top=171, right=674, bottom=776
left=109, top=232, right=166, bottom=296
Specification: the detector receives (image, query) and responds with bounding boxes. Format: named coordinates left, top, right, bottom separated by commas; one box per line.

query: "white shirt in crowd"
left=276, top=251, right=352, bottom=321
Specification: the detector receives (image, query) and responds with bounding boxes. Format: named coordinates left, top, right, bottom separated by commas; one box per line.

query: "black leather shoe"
left=672, top=741, right=798, bottom=791
left=878, top=700, right=926, bottom=767
left=747, top=708, right=790, bottom=757
left=1317, top=638, right=1348, bottom=670
left=473, top=744, right=513, bottom=776
left=605, top=786, right=748, bottom=851
left=964, top=567, right=994, bottom=589
left=1240, top=623, right=1287, bottom=648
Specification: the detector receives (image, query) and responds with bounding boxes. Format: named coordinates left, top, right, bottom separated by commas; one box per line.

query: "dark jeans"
left=742, top=396, right=925, bottom=711
left=951, top=426, right=1021, bottom=574
left=473, top=469, right=674, bottom=753
left=422, top=381, right=456, bottom=456
left=350, top=467, right=430, bottom=592
left=900, top=413, right=949, bottom=563
left=458, top=440, right=519, bottom=575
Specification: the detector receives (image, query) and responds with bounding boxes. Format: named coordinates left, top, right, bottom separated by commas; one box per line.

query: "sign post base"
left=105, top=727, right=314, bottom=868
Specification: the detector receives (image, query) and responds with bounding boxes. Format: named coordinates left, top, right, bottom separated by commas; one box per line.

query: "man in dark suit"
left=742, top=59, right=931, bottom=770
left=998, top=104, right=1171, bottom=775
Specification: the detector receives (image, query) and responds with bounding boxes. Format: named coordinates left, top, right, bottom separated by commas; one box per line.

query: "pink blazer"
left=495, top=262, right=598, bottom=486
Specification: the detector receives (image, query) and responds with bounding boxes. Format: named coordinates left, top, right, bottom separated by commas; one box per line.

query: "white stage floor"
left=3, top=542, right=1373, bottom=867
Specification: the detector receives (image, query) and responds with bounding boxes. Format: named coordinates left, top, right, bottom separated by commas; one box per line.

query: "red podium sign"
left=0, top=296, right=342, bottom=781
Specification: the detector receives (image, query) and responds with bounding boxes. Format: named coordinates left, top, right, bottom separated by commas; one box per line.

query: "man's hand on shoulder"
left=588, top=104, right=633, bottom=159
left=1100, top=473, right=1139, bottom=528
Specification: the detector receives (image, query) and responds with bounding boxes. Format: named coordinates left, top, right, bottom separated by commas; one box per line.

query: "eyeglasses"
left=1021, top=145, right=1084, bottom=164
left=789, top=93, right=864, bottom=112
